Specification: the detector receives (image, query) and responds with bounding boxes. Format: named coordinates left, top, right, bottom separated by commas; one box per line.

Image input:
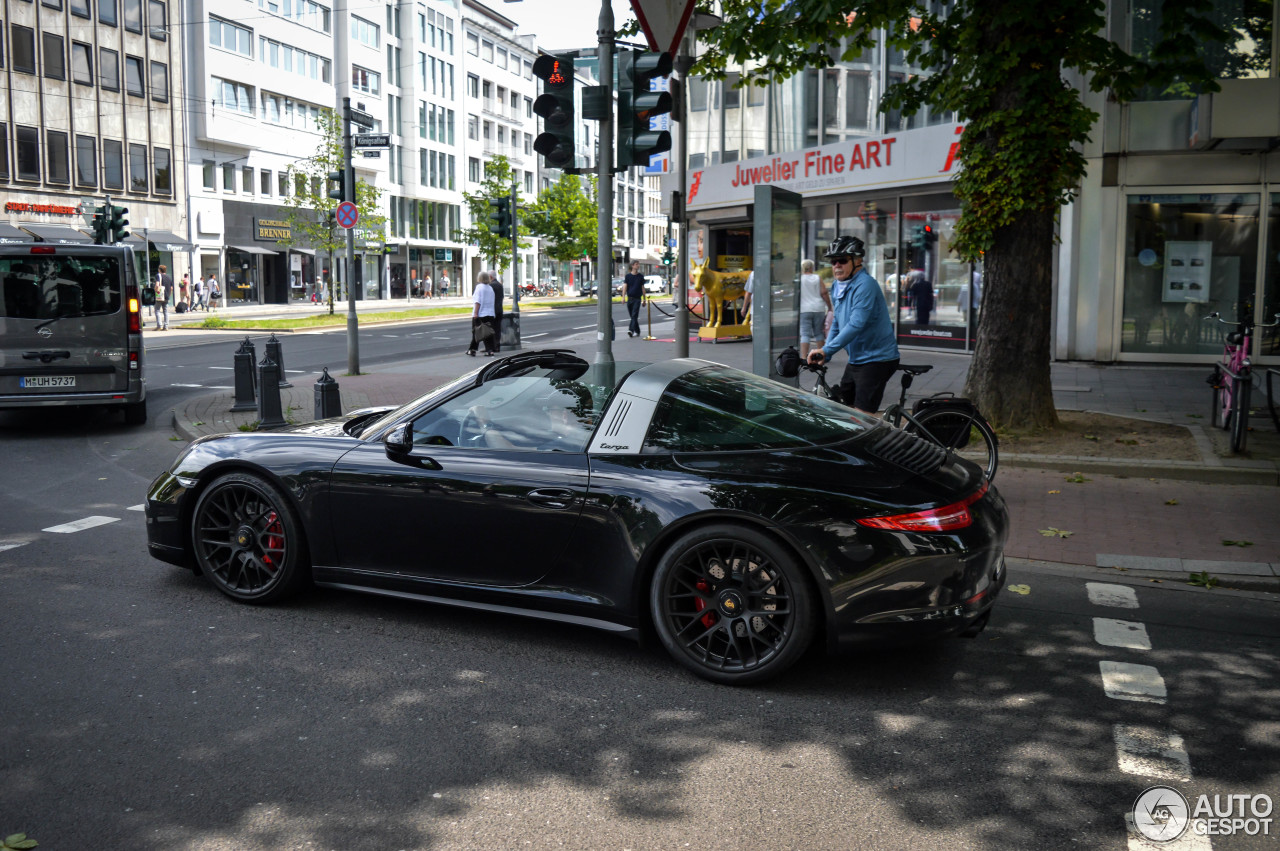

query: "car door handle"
left=526, top=488, right=576, bottom=509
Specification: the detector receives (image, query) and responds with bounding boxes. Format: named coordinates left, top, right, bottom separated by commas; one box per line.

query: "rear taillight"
left=129, top=351, right=140, bottom=370
left=857, top=482, right=989, bottom=533
left=127, top=284, right=141, bottom=333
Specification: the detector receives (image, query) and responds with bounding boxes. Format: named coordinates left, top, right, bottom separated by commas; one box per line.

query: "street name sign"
left=353, top=133, right=390, bottom=148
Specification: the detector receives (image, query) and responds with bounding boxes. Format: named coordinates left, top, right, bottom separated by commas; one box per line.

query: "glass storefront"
left=1121, top=193, right=1260, bottom=355
left=1263, top=195, right=1280, bottom=357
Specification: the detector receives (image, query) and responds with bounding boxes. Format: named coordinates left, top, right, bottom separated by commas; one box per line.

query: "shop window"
left=1263, top=196, right=1280, bottom=356
left=1122, top=193, right=1260, bottom=355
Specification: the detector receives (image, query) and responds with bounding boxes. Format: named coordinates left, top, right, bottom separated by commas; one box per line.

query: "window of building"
left=524, top=96, right=532, bottom=119
left=467, top=72, right=479, bottom=98
left=689, top=76, right=707, bottom=111
left=42, top=33, right=65, bottom=80
left=124, top=55, right=144, bottom=96
left=71, top=42, right=93, bottom=84
left=75, top=135, right=96, bottom=186
left=128, top=143, right=146, bottom=191
left=202, top=159, right=214, bottom=190
left=12, top=26, right=35, bottom=74
left=15, top=126, right=39, bottom=181
left=352, top=65, right=379, bottom=95
left=45, top=130, right=69, bottom=184
left=71, top=0, right=91, bottom=17
left=466, top=32, right=478, bottom=55
left=102, top=139, right=123, bottom=189
left=496, top=47, right=506, bottom=70
left=222, top=163, right=235, bottom=191
left=469, top=156, right=479, bottom=182
left=153, top=147, right=171, bottom=193
left=259, top=169, right=271, bottom=195
left=216, top=78, right=254, bottom=114
left=481, top=39, right=493, bottom=63
left=278, top=171, right=288, bottom=196
left=0, top=125, right=9, bottom=181
left=723, top=72, right=740, bottom=109
left=99, top=47, right=119, bottom=90
left=351, top=15, right=379, bottom=47
left=468, top=114, right=478, bottom=140
left=123, top=0, right=142, bottom=32
left=148, top=0, right=166, bottom=38
left=150, top=61, right=167, bottom=101
left=42, top=0, right=62, bottom=11
left=239, top=165, right=251, bottom=193
left=210, top=17, right=252, bottom=56
left=99, top=0, right=117, bottom=25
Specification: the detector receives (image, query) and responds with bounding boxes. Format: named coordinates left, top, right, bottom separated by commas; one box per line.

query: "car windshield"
left=645, top=365, right=880, bottom=452
left=1, top=255, right=122, bottom=320
left=359, top=369, right=482, bottom=437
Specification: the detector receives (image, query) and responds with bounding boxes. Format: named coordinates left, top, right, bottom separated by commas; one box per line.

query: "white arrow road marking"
left=1087, top=582, right=1139, bottom=609
left=1100, top=661, right=1167, bottom=703
left=1093, top=618, right=1152, bottom=650
left=43, top=516, right=120, bottom=533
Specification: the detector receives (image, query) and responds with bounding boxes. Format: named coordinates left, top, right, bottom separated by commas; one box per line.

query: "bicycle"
left=798, top=359, right=999, bottom=480
left=1204, top=310, right=1280, bottom=453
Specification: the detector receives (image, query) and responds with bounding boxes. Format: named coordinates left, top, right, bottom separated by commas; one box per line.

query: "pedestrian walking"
left=208, top=274, right=221, bottom=310
left=179, top=272, right=190, bottom=307
left=624, top=261, right=645, bottom=337
left=440, top=272, right=450, bottom=297
left=466, top=271, right=497, bottom=356
left=798, top=258, right=832, bottom=359
left=154, top=265, right=172, bottom=330
left=807, top=236, right=899, bottom=414
left=487, top=270, right=504, bottom=353
left=193, top=275, right=206, bottom=312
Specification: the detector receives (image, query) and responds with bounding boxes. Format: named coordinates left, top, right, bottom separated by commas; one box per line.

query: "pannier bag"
left=774, top=346, right=801, bottom=378
left=910, top=393, right=982, bottom=448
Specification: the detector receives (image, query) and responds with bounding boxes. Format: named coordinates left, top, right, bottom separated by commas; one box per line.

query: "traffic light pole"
left=343, top=97, right=360, bottom=375
left=509, top=179, right=521, bottom=349
left=595, top=0, right=614, bottom=365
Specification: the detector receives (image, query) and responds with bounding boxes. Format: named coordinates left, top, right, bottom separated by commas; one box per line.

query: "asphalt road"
left=1, top=329, right=1278, bottom=850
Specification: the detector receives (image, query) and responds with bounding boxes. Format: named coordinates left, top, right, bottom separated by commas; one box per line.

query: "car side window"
left=408, top=377, right=597, bottom=452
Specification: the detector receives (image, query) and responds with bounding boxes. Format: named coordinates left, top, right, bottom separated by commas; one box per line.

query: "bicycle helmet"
left=774, top=345, right=801, bottom=378
left=823, top=236, right=865, bottom=259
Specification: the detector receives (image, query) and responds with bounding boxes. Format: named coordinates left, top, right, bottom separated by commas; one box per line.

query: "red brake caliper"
left=262, top=511, right=283, bottom=571
left=695, top=579, right=717, bottom=628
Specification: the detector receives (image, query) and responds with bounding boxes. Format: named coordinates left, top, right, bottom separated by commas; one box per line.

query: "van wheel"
left=123, top=399, right=147, bottom=425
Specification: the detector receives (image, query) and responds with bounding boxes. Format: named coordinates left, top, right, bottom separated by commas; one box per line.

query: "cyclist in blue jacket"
left=807, top=235, right=900, bottom=413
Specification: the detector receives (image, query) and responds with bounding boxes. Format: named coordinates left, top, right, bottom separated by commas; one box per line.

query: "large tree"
left=696, top=0, right=1223, bottom=429
left=279, top=108, right=385, bottom=314
left=455, top=155, right=531, bottom=275
left=525, top=173, right=598, bottom=283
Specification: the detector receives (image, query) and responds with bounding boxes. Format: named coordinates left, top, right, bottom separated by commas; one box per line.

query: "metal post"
left=675, top=41, right=692, bottom=358
left=265, top=332, right=292, bottom=388
left=595, top=0, right=614, bottom=365
left=343, top=97, right=361, bottom=375
left=255, top=353, right=286, bottom=429
left=509, top=179, right=521, bottom=350
left=230, top=337, right=257, bottom=412
left=314, top=367, right=342, bottom=419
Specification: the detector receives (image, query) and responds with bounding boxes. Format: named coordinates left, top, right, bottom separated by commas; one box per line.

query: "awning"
left=0, top=224, right=33, bottom=244
left=289, top=247, right=316, bottom=256
left=228, top=244, right=279, bottom=255
left=145, top=229, right=193, bottom=252
left=20, top=224, right=94, bottom=244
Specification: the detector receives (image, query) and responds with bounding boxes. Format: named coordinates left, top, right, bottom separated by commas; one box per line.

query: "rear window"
left=1, top=255, right=123, bottom=320
left=645, top=365, right=880, bottom=452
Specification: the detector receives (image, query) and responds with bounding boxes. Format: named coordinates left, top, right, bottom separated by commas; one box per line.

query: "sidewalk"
left=159, top=299, right=1280, bottom=586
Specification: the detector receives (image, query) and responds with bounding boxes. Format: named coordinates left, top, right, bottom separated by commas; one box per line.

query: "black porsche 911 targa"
left=146, top=349, right=1008, bottom=684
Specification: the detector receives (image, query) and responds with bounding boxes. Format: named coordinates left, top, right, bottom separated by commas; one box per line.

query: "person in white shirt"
left=193, top=276, right=206, bottom=312
left=466, top=271, right=497, bottom=356
left=798, top=259, right=833, bottom=359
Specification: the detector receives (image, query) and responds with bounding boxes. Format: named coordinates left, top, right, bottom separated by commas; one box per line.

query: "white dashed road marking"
left=0, top=542, right=27, bottom=553
left=209, top=366, right=234, bottom=370
left=1087, top=582, right=1139, bottom=608
left=523, top=332, right=548, bottom=338
left=1113, top=724, right=1192, bottom=781
left=128, top=504, right=146, bottom=511
left=170, top=383, right=205, bottom=388
left=573, top=324, right=596, bottom=330
left=1100, top=661, right=1167, bottom=704
left=43, top=516, right=120, bottom=533
left=1093, top=618, right=1153, bottom=650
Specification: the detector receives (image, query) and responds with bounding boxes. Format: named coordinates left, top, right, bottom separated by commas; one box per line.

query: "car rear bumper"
left=0, top=386, right=144, bottom=408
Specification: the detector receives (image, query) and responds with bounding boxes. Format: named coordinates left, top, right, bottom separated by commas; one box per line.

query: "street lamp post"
left=595, top=0, right=616, bottom=365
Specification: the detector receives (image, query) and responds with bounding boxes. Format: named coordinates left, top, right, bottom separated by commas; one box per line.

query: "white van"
left=0, top=243, right=148, bottom=424
left=643, top=274, right=666, bottom=294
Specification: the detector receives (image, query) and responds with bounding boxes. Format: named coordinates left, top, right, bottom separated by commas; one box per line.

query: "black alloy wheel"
left=191, top=472, right=308, bottom=604
left=651, top=524, right=815, bottom=685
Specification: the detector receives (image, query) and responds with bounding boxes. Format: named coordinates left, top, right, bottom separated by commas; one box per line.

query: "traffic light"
left=108, top=204, right=130, bottom=243
left=488, top=197, right=513, bottom=240
left=616, top=50, right=673, bottom=170
left=532, top=54, right=576, bottom=169
left=661, top=250, right=674, bottom=266
left=327, top=170, right=346, bottom=202
left=91, top=204, right=109, bottom=244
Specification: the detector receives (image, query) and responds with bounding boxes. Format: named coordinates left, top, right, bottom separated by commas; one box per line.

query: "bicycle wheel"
left=1211, top=367, right=1231, bottom=430
left=1230, top=375, right=1250, bottom=453
left=909, top=406, right=999, bottom=481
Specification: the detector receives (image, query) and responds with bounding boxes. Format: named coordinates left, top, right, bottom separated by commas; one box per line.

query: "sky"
left=497, top=0, right=644, bottom=53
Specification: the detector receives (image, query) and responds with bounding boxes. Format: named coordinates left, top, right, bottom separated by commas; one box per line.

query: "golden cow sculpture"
left=690, top=259, right=750, bottom=328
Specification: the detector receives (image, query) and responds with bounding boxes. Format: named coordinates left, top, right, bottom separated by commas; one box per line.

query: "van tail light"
left=127, top=284, right=141, bottom=333
left=129, top=351, right=140, bottom=370
left=856, top=482, right=989, bottom=533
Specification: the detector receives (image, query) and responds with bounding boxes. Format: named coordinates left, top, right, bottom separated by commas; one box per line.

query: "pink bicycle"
left=1205, top=310, right=1280, bottom=453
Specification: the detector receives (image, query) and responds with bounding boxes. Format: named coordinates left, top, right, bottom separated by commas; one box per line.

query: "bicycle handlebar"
left=1204, top=311, right=1280, bottom=329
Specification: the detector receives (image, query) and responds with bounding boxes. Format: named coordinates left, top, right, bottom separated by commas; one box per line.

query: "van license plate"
left=20, top=376, right=76, bottom=388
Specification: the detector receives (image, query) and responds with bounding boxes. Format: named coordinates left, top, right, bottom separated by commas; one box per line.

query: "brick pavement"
left=161, top=301, right=1280, bottom=584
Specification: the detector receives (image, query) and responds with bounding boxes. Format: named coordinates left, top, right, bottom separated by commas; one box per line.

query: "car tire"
left=190, top=471, right=309, bottom=604
left=650, top=524, right=816, bottom=685
left=123, top=399, right=147, bottom=425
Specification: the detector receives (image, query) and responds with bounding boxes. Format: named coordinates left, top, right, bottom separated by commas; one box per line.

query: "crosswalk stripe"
left=42, top=516, right=120, bottom=533
left=1087, top=582, right=1139, bottom=608
left=1093, top=618, right=1152, bottom=650
left=1113, top=724, right=1191, bottom=781
left=1100, top=661, right=1167, bottom=703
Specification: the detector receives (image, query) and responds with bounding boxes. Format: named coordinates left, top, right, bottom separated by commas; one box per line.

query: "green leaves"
left=3, top=833, right=39, bottom=850
left=1188, top=571, right=1219, bottom=588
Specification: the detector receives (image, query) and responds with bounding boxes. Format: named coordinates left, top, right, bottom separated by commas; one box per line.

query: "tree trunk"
left=964, top=206, right=1059, bottom=431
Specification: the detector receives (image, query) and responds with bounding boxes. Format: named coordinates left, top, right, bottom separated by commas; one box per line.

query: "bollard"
left=255, top=353, right=287, bottom=429
left=230, top=337, right=257, bottom=412
left=314, top=367, right=342, bottom=420
left=265, top=332, right=292, bottom=388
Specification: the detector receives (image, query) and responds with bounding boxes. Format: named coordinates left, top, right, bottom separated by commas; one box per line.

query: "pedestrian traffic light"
left=532, top=54, right=576, bottom=169
left=91, top=204, right=109, bottom=244
left=488, top=197, right=513, bottom=240
left=661, top=250, right=674, bottom=266
left=108, top=203, right=130, bottom=243
left=327, top=169, right=346, bottom=202
left=616, top=49, right=673, bottom=170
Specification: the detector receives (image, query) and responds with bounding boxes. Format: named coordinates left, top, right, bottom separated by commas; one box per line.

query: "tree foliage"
left=695, top=0, right=1225, bottom=429
left=525, top=173, right=598, bottom=264
left=454, top=155, right=531, bottom=271
left=279, top=108, right=385, bottom=312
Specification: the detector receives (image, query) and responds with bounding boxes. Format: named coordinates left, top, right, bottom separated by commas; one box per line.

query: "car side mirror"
left=384, top=423, right=412, bottom=455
